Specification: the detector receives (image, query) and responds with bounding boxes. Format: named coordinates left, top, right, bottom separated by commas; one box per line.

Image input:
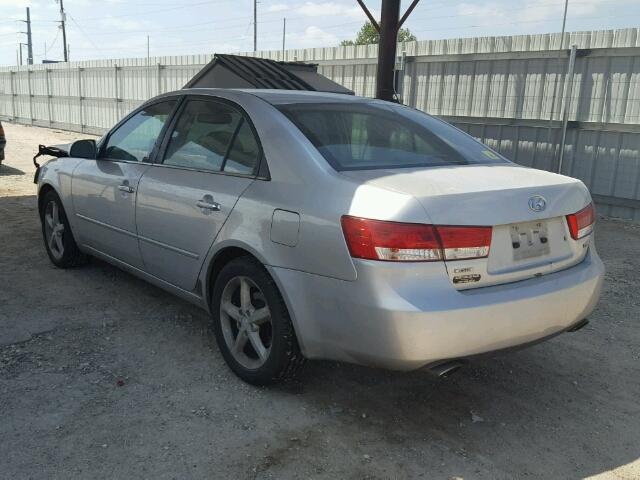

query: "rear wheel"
left=40, top=190, right=88, bottom=268
left=211, top=256, right=304, bottom=385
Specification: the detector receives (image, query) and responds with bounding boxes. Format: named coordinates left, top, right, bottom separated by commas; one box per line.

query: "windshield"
left=277, top=102, right=509, bottom=171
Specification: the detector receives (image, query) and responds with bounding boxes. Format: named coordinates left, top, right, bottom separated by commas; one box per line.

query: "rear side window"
left=223, top=120, right=260, bottom=175
left=278, top=103, right=509, bottom=171
left=162, top=99, right=260, bottom=175
left=103, top=100, right=176, bottom=162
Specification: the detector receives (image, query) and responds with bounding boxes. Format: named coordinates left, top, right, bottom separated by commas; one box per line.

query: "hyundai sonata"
left=35, top=89, right=604, bottom=384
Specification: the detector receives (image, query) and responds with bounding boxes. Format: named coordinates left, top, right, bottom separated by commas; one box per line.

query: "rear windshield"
left=277, top=102, right=509, bottom=171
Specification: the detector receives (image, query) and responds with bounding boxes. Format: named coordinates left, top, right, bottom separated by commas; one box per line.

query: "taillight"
left=341, top=216, right=492, bottom=262
left=566, top=202, right=595, bottom=240
left=436, top=226, right=492, bottom=260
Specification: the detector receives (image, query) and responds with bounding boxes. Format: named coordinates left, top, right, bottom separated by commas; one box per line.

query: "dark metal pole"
left=282, top=18, right=286, bottom=58
left=375, top=0, right=401, bottom=101
left=26, top=8, right=33, bottom=65
left=253, top=0, right=257, bottom=51
left=60, top=0, right=68, bottom=62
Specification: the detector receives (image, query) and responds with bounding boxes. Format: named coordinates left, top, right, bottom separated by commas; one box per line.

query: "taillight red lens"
left=341, top=216, right=492, bottom=262
left=566, top=203, right=595, bottom=240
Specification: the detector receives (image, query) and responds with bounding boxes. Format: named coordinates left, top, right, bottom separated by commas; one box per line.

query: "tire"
left=211, top=256, right=304, bottom=385
left=40, top=190, right=88, bottom=268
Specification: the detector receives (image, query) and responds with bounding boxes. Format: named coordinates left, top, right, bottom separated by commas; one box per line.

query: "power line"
left=67, top=13, right=105, bottom=54
left=26, top=0, right=640, bottom=60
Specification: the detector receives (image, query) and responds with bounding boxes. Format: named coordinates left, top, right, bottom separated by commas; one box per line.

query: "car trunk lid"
left=341, top=164, right=593, bottom=289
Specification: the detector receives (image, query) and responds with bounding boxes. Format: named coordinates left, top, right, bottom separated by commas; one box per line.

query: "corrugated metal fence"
left=1, top=28, right=639, bottom=220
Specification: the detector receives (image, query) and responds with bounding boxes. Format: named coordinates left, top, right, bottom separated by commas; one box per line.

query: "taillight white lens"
left=566, top=203, right=595, bottom=240
left=341, top=216, right=492, bottom=262
left=436, top=226, right=492, bottom=260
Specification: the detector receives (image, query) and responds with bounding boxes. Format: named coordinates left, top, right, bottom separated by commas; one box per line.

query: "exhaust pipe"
left=430, top=360, right=466, bottom=378
left=568, top=318, right=589, bottom=332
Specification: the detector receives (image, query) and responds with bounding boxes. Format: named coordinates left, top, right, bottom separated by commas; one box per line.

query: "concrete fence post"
left=9, top=71, right=16, bottom=122
left=27, top=69, right=33, bottom=125
left=114, top=64, right=119, bottom=121
left=157, top=63, right=162, bottom=96
left=46, top=68, right=52, bottom=127
left=78, top=67, right=84, bottom=134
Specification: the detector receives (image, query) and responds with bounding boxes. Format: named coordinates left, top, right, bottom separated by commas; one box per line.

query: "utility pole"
left=26, top=7, right=33, bottom=65
left=282, top=18, right=286, bottom=58
left=357, top=0, right=420, bottom=101
left=253, top=0, right=257, bottom=52
left=19, top=7, right=34, bottom=65
left=547, top=0, right=569, bottom=171
left=58, top=0, right=68, bottom=62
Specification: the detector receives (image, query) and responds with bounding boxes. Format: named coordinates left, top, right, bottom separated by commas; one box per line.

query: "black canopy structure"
left=183, top=54, right=353, bottom=95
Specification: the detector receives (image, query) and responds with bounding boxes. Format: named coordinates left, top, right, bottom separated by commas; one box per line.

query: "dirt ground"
left=1, top=122, right=639, bottom=480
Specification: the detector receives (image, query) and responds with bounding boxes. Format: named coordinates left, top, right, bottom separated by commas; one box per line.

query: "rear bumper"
left=269, top=248, right=604, bottom=370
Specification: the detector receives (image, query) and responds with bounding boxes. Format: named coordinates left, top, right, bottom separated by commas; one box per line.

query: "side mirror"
left=69, top=139, right=97, bottom=159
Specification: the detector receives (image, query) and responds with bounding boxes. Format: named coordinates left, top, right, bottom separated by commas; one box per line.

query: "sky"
left=0, top=0, right=639, bottom=66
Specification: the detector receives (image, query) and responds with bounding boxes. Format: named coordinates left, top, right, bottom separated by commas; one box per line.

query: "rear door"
left=72, top=99, right=177, bottom=268
left=135, top=96, right=261, bottom=291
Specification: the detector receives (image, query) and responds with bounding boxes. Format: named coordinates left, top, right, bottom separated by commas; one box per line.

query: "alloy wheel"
left=219, top=276, right=273, bottom=369
left=44, top=200, right=65, bottom=261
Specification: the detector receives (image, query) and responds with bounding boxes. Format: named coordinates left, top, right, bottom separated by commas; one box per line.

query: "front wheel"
left=40, top=190, right=88, bottom=268
left=211, top=256, right=304, bottom=385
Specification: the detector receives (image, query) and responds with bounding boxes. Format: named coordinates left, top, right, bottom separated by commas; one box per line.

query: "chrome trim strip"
left=138, top=234, right=200, bottom=259
left=148, top=162, right=265, bottom=180
left=75, top=213, right=138, bottom=239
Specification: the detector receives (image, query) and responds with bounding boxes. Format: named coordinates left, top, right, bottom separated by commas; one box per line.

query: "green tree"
left=340, top=21, right=417, bottom=46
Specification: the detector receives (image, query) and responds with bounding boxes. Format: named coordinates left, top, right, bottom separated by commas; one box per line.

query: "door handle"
left=118, top=184, right=135, bottom=193
left=196, top=197, right=221, bottom=212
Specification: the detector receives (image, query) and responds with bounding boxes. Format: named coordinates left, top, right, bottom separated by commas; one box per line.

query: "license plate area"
left=510, top=220, right=550, bottom=261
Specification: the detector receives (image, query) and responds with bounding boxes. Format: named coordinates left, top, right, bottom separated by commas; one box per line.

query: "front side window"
left=278, top=102, right=510, bottom=171
left=103, top=100, right=176, bottom=162
left=162, top=99, right=259, bottom=175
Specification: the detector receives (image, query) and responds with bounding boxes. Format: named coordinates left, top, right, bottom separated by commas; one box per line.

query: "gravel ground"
left=1, top=122, right=639, bottom=480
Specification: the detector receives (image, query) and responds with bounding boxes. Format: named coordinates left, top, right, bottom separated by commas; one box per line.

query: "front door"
left=72, top=99, right=177, bottom=268
left=136, top=97, right=261, bottom=291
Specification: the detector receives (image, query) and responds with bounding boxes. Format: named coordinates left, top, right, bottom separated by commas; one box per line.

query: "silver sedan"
left=36, top=89, right=604, bottom=384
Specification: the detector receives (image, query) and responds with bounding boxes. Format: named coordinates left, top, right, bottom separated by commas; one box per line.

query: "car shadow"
left=0, top=164, right=25, bottom=176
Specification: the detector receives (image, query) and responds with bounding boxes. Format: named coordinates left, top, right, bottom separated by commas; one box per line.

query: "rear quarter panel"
left=195, top=90, right=431, bottom=291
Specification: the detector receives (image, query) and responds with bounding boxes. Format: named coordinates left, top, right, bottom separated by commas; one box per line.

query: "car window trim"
left=154, top=94, right=269, bottom=180
left=97, top=95, right=183, bottom=164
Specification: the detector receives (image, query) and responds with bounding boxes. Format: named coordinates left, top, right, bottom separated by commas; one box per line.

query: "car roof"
left=181, top=88, right=376, bottom=105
